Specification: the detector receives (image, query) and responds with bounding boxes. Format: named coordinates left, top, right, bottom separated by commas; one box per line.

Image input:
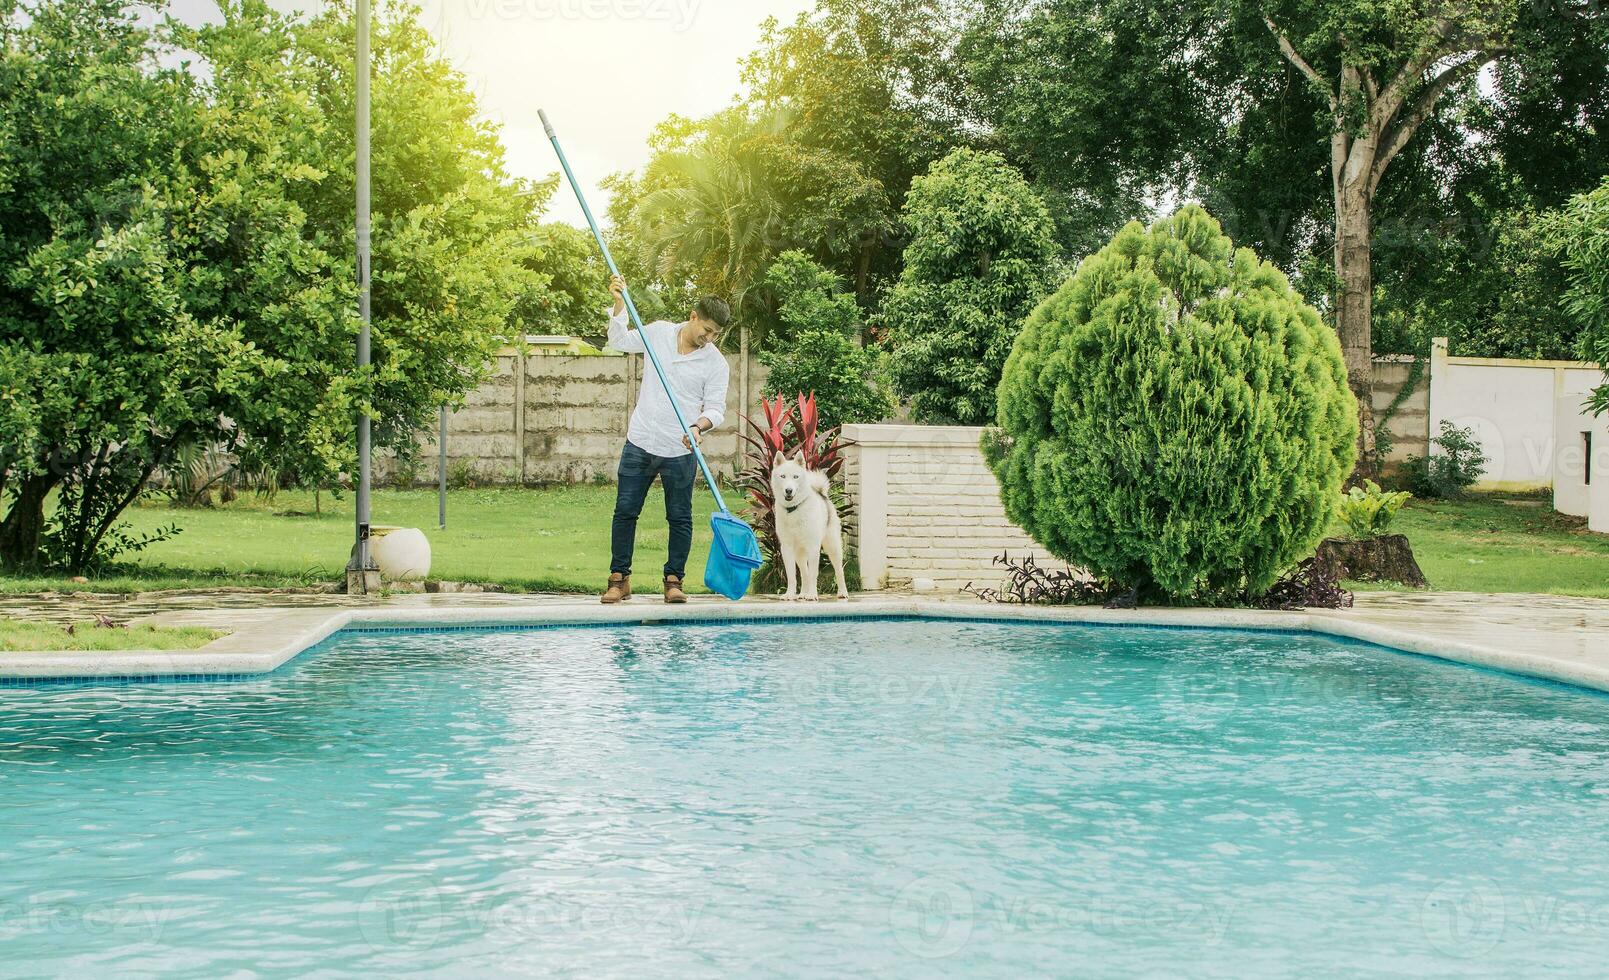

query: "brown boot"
left=663, top=575, right=688, bottom=604
left=601, top=573, right=631, bottom=604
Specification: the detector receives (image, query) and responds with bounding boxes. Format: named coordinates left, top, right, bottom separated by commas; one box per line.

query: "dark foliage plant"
left=965, top=551, right=1353, bottom=610
left=963, top=553, right=1114, bottom=606
left=1247, top=558, right=1354, bottom=611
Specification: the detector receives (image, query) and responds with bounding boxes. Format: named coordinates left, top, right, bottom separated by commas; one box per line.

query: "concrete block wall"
left=521, top=352, right=638, bottom=484
left=1370, top=357, right=1429, bottom=466
left=384, top=346, right=768, bottom=487
left=839, top=424, right=1055, bottom=593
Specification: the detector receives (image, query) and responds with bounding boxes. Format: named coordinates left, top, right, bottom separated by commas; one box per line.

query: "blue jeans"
left=611, top=441, right=696, bottom=579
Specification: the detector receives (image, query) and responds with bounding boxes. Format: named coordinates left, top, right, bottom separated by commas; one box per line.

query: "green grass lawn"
left=0, top=618, right=222, bottom=652
left=0, top=486, right=723, bottom=595
left=0, top=486, right=1603, bottom=599
left=1331, top=495, right=1609, bottom=598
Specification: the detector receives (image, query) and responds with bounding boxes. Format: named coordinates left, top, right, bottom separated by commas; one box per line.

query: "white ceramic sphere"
left=374, top=527, right=432, bottom=581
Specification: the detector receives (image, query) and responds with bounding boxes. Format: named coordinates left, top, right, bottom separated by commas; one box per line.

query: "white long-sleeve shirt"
left=606, top=309, right=730, bottom=459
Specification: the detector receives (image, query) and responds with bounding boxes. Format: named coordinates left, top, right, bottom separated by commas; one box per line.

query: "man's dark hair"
left=695, top=296, right=731, bottom=328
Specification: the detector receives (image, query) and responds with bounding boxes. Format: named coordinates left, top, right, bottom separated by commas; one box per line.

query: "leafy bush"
left=761, top=331, right=895, bottom=430
left=1403, top=421, right=1488, bottom=499
left=881, top=149, right=1060, bottom=424
left=1551, top=177, right=1609, bottom=415
left=757, top=252, right=894, bottom=428
left=986, top=205, right=1357, bottom=602
left=1337, top=481, right=1412, bottom=539
left=763, top=251, right=862, bottom=344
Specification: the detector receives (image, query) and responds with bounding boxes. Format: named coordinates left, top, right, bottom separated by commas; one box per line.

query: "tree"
left=281, top=1, right=541, bottom=471
left=0, top=0, right=315, bottom=569
left=1253, top=2, right=1523, bottom=462
left=0, top=0, right=542, bottom=571
left=986, top=207, right=1357, bottom=601
left=1552, top=178, right=1609, bottom=415
left=961, top=0, right=1608, bottom=473
left=762, top=332, right=895, bottom=431
left=740, top=0, right=968, bottom=303
left=1370, top=186, right=1584, bottom=361
left=615, top=108, right=890, bottom=332
left=763, top=250, right=863, bottom=344
left=958, top=0, right=1213, bottom=256
left=511, top=219, right=606, bottom=339
left=881, top=148, right=1060, bottom=425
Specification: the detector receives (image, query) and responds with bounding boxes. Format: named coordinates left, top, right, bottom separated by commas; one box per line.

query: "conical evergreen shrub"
left=985, top=206, right=1357, bottom=601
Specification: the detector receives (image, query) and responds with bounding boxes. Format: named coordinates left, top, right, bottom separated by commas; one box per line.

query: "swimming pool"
left=3, top=618, right=1609, bottom=976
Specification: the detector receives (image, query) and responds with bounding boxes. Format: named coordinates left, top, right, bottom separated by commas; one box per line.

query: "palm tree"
left=632, top=110, right=795, bottom=319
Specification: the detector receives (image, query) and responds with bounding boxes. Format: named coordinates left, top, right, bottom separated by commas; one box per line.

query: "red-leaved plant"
left=735, top=392, right=857, bottom=594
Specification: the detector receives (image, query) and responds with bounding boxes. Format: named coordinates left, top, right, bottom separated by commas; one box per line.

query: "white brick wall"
left=840, top=424, right=1056, bottom=593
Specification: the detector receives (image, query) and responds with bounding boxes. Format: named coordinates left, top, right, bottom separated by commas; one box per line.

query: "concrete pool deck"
left=0, top=590, right=1605, bottom=692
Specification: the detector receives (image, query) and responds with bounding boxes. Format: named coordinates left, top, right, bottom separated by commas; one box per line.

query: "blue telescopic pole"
left=539, top=109, right=730, bottom=515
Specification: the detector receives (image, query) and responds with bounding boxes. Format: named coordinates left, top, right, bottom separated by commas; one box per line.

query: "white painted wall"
left=1594, top=419, right=1609, bottom=535
left=1554, top=393, right=1598, bottom=518
left=1428, top=338, right=1602, bottom=491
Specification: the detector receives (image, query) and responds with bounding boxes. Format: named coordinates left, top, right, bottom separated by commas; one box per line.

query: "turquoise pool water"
left=3, top=619, right=1609, bottom=976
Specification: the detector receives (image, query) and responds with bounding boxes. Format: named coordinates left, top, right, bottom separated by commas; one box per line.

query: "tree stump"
left=1313, top=535, right=1429, bottom=589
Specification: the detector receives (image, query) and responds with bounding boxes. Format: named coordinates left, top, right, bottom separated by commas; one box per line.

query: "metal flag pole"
left=347, top=0, right=377, bottom=594
left=438, top=407, right=448, bottom=529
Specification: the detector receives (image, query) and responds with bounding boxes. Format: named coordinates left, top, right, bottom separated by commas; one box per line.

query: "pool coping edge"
left=2, top=598, right=1602, bottom=694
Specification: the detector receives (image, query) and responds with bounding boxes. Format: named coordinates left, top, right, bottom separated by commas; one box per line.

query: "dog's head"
left=770, top=451, right=809, bottom=506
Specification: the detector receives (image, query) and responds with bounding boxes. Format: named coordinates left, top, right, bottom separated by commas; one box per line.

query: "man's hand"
left=610, top=274, right=627, bottom=316
left=681, top=425, right=704, bottom=451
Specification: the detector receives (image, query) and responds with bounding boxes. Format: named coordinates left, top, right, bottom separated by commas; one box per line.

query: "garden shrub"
left=763, top=251, right=862, bottom=344
left=760, top=331, right=895, bottom=430
left=985, top=205, right=1357, bottom=602
left=1402, top=421, right=1488, bottom=499
left=1337, top=481, right=1412, bottom=539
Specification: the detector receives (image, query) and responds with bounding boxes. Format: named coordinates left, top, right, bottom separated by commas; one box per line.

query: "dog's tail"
left=811, top=474, right=841, bottom=530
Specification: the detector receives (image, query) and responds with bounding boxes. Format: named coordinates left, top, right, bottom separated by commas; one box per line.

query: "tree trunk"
left=0, top=471, right=60, bottom=571
left=1334, top=179, right=1379, bottom=477
left=855, top=239, right=873, bottom=344
left=1314, top=535, right=1428, bottom=589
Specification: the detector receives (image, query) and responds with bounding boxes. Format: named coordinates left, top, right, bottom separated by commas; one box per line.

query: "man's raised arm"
left=605, top=274, right=646, bottom=353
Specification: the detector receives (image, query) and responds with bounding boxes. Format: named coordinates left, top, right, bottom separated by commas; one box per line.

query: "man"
left=601, top=274, right=731, bottom=604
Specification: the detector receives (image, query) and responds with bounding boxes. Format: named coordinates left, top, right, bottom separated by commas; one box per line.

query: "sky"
left=166, top=0, right=816, bottom=226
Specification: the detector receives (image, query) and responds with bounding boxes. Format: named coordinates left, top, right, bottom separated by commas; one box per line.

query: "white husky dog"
left=770, top=451, right=849, bottom=601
